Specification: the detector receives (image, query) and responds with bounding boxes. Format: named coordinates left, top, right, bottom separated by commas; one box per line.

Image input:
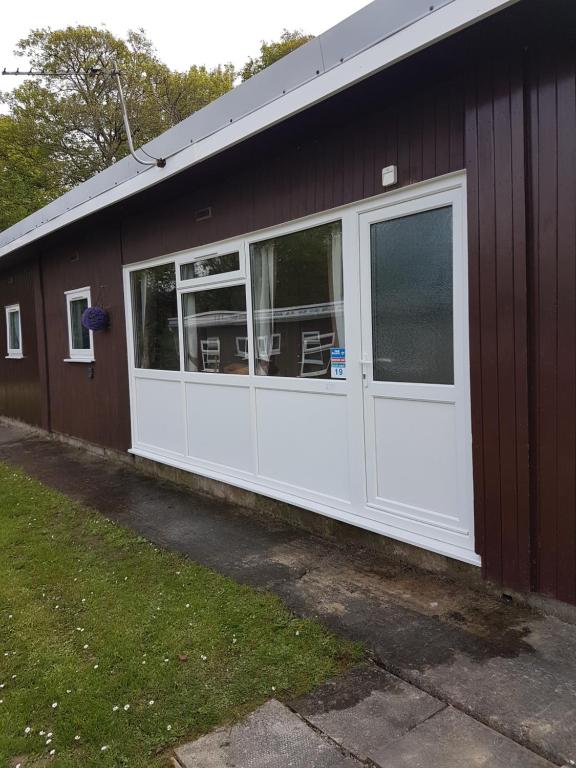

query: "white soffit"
left=0, top=0, right=519, bottom=259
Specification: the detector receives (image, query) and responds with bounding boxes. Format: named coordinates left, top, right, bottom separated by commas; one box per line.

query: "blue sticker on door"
left=331, top=348, right=346, bottom=379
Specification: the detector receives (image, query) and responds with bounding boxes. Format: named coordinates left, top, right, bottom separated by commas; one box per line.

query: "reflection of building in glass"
left=180, top=300, right=344, bottom=377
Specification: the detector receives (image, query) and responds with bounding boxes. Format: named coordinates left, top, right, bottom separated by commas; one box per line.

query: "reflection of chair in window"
left=201, top=337, right=220, bottom=372
left=300, top=331, right=335, bottom=377
left=235, top=336, right=249, bottom=360
left=257, top=333, right=281, bottom=361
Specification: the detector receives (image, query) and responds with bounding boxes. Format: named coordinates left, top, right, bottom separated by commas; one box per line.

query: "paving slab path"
left=1, top=422, right=575, bottom=767
left=173, top=666, right=556, bottom=767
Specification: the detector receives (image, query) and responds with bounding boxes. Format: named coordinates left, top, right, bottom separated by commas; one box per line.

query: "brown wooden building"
left=1, top=0, right=576, bottom=606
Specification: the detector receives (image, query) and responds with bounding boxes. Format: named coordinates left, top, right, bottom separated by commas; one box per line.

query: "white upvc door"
left=358, top=184, right=476, bottom=560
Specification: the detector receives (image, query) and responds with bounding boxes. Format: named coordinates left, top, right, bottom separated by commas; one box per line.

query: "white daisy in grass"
left=93, top=664, right=99, bottom=669
left=51, top=702, right=58, bottom=709
left=112, top=705, right=119, bottom=712
left=166, top=725, right=172, bottom=731
left=101, top=745, right=109, bottom=752
left=75, top=735, right=80, bottom=741
left=47, top=732, right=53, bottom=737
left=24, top=726, right=31, bottom=734
left=200, top=655, right=207, bottom=661
left=148, top=700, right=155, bottom=706
left=46, top=738, right=52, bottom=745
left=49, top=749, right=56, bottom=756
left=123, top=704, right=130, bottom=711
left=83, top=644, right=89, bottom=650
left=39, top=730, right=45, bottom=736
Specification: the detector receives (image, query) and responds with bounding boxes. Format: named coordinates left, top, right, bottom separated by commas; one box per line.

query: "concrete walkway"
left=1, top=422, right=575, bottom=767
left=173, top=664, right=557, bottom=768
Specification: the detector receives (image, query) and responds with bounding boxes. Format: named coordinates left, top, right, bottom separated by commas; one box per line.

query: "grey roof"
left=0, top=0, right=511, bottom=256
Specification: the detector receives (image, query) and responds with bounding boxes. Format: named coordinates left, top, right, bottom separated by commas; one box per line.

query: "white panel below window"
left=185, top=382, right=254, bottom=473
left=372, top=397, right=461, bottom=531
left=255, top=388, right=350, bottom=503
left=135, top=378, right=186, bottom=455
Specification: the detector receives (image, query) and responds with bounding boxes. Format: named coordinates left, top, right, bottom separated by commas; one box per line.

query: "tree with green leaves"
left=0, top=114, right=61, bottom=231
left=240, top=29, right=314, bottom=81
left=0, top=25, right=314, bottom=232
left=2, top=26, right=235, bottom=192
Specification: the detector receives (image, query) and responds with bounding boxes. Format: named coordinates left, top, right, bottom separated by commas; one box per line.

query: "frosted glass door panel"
left=370, top=207, right=453, bottom=384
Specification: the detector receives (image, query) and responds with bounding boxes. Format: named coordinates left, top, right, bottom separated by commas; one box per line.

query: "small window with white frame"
left=178, top=245, right=245, bottom=288
left=65, top=287, right=94, bottom=362
left=5, top=304, right=23, bottom=358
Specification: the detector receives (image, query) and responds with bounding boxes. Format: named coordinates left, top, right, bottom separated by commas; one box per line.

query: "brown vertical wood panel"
left=0, top=261, right=43, bottom=426
left=475, top=63, right=503, bottom=584
left=493, top=60, right=518, bottom=585
left=464, top=47, right=531, bottom=592
left=465, top=71, right=487, bottom=567
left=32, top=256, right=50, bottom=431
left=527, top=15, right=576, bottom=603
left=534, top=56, right=559, bottom=596
left=509, top=55, right=531, bottom=591
left=449, top=78, right=465, bottom=173
left=434, top=87, right=450, bottom=177
left=42, top=224, right=131, bottom=451
left=554, top=48, right=576, bottom=605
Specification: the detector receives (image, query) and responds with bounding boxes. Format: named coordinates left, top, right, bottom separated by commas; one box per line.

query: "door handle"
left=360, top=358, right=372, bottom=387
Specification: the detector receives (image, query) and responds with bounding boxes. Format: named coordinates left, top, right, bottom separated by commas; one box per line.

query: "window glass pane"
left=250, top=221, right=344, bottom=378
left=370, top=206, right=453, bottom=384
left=131, top=263, right=180, bottom=370
left=180, top=252, right=240, bottom=281
left=182, top=285, right=248, bottom=375
left=8, top=310, right=20, bottom=350
left=70, top=298, right=90, bottom=350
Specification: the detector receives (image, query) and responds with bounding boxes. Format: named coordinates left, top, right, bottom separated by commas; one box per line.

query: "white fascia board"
left=0, top=0, right=518, bottom=261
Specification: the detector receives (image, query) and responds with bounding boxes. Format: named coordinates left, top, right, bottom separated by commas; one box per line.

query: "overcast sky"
left=1, top=0, right=369, bottom=97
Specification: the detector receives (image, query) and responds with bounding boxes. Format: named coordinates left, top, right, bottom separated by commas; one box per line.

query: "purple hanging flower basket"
left=82, top=306, right=109, bottom=332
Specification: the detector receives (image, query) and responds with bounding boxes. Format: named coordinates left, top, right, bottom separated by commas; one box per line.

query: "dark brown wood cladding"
left=0, top=260, right=43, bottom=426
left=464, top=46, right=531, bottom=592
left=41, top=225, right=131, bottom=451
left=526, top=7, right=576, bottom=604
left=1, top=0, right=576, bottom=604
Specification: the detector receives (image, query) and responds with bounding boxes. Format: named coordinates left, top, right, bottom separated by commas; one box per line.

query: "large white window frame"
left=5, top=304, right=23, bottom=359
left=65, top=287, right=94, bottom=363
left=122, top=172, right=477, bottom=566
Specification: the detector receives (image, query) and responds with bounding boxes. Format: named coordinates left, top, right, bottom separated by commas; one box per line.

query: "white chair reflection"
left=201, top=337, right=221, bottom=372
left=235, top=336, right=249, bottom=360
left=300, top=331, right=335, bottom=377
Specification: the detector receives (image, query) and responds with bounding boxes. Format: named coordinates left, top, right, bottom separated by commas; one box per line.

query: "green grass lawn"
left=0, top=463, right=361, bottom=767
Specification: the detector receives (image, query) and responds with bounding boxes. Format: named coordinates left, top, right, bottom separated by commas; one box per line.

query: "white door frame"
left=356, top=183, right=476, bottom=560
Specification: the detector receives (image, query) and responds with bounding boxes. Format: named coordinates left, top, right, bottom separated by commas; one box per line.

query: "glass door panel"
left=370, top=207, right=453, bottom=384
